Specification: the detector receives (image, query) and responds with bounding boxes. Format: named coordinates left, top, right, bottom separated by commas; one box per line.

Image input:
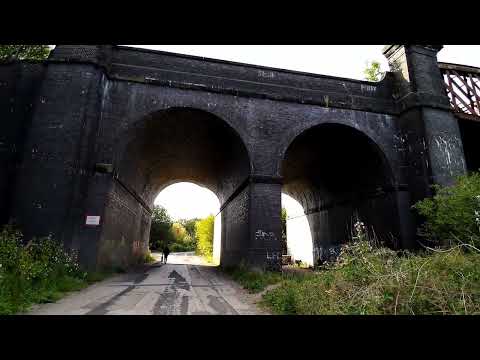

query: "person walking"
left=163, top=244, right=170, bottom=264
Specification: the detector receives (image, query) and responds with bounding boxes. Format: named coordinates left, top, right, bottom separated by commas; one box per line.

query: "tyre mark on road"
left=86, top=285, right=136, bottom=315
left=152, top=267, right=190, bottom=315
left=192, top=265, right=238, bottom=315
left=86, top=271, right=150, bottom=315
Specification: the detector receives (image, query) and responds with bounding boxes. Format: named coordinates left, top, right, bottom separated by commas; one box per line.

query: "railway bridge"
left=0, top=45, right=477, bottom=270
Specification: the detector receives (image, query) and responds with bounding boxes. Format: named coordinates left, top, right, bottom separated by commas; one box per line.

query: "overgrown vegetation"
left=195, top=215, right=215, bottom=262
left=228, top=172, right=480, bottom=315
left=224, top=264, right=284, bottom=293
left=0, top=45, right=51, bottom=61
left=414, top=172, right=480, bottom=248
left=261, top=242, right=480, bottom=315
left=0, top=225, right=110, bottom=315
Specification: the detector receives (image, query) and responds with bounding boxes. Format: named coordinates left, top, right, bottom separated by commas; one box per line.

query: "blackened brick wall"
left=0, top=62, right=46, bottom=225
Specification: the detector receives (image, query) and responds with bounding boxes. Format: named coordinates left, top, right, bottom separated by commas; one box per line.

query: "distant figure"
left=163, top=244, right=170, bottom=264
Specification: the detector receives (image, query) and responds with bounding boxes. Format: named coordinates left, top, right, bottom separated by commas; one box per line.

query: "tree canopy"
left=364, top=61, right=384, bottom=82
left=0, top=45, right=51, bottom=62
left=149, top=205, right=174, bottom=250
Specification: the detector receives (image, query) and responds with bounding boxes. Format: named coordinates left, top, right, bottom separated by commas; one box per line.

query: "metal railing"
left=438, top=62, right=480, bottom=121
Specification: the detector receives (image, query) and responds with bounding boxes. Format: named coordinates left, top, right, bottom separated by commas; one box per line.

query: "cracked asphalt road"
left=27, top=252, right=265, bottom=315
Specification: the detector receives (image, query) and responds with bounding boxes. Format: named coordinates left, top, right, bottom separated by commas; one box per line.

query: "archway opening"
left=151, top=182, right=221, bottom=266
left=458, top=119, right=480, bottom=173
left=281, top=123, right=399, bottom=266
left=98, top=108, right=251, bottom=269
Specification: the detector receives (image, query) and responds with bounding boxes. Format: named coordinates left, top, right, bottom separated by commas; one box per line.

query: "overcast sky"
left=142, top=45, right=480, bottom=220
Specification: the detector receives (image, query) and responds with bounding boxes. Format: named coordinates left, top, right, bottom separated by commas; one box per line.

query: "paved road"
left=28, top=252, right=264, bottom=315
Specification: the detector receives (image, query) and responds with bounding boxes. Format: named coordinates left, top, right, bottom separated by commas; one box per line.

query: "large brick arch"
left=97, top=107, right=252, bottom=269
left=113, top=107, right=253, bottom=204
left=275, top=112, right=400, bottom=179
left=280, top=122, right=400, bottom=264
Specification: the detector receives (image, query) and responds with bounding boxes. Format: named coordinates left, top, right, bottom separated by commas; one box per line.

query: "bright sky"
left=155, top=183, right=220, bottom=221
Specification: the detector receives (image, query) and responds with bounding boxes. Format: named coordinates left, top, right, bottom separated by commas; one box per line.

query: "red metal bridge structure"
left=439, top=62, right=480, bottom=121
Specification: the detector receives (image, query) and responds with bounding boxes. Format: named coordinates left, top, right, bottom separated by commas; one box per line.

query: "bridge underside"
left=282, top=124, right=401, bottom=264
left=97, top=108, right=252, bottom=269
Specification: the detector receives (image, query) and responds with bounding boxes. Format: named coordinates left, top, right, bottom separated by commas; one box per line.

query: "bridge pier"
left=384, top=45, right=467, bottom=188
left=384, top=45, right=467, bottom=247
left=218, top=176, right=283, bottom=271
left=247, top=179, right=283, bottom=271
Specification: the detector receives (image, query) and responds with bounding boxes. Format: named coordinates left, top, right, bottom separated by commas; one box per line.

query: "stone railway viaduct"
left=0, top=45, right=477, bottom=270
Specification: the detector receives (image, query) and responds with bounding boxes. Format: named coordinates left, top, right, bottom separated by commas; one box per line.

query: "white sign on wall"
left=85, top=215, right=101, bottom=226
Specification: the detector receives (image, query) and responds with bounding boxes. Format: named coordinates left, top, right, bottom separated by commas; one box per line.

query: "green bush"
left=414, top=172, right=480, bottom=247
left=195, top=215, right=215, bottom=262
left=170, top=222, right=196, bottom=252
left=223, top=264, right=283, bottom=293
left=0, top=226, right=88, bottom=315
left=170, top=242, right=194, bottom=253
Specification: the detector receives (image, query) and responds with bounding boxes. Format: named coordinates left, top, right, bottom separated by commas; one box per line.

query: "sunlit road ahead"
left=28, top=253, right=264, bottom=315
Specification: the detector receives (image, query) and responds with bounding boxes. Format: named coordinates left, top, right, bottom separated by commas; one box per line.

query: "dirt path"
left=27, top=252, right=268, bottom=315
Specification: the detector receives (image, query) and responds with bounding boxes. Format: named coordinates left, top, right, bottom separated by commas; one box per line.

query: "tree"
left=364, top=60, right=383, bottom=82
left=281, top=208, right=288, bottom=255
left=179, top=218, right=199, bottom=241
left=171, top=222, right=188, bottom=243
left=149, top=205, right=174, bottom=250
left=195, top=215, right=215, bottom=261
left=0, top=45, right=51, bottom=62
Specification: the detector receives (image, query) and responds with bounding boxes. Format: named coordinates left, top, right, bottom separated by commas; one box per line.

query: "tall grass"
left=261, top=241, right=480, bottom=315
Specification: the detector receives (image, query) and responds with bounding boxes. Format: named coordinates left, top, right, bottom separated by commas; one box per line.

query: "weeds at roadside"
left=0, top=225, right=116, bottom=315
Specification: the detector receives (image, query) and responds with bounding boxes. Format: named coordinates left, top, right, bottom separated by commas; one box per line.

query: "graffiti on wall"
left=256, top=230, right=281, bottom=271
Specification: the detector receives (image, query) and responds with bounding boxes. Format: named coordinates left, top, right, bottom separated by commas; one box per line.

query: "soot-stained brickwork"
left=0, top=45, right=468, bottom=271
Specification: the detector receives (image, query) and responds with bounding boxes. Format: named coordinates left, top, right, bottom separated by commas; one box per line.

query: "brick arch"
left=97, top=107, right=252, bottom=268
left=280, top=122, right=401, bottom=264
left=113, top=106, right=253, bottom=205
left=277, top=119, right=396, bottom=180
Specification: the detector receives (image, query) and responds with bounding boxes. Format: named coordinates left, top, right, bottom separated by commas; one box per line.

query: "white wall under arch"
left=282, top=194, right=314, bottom=266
